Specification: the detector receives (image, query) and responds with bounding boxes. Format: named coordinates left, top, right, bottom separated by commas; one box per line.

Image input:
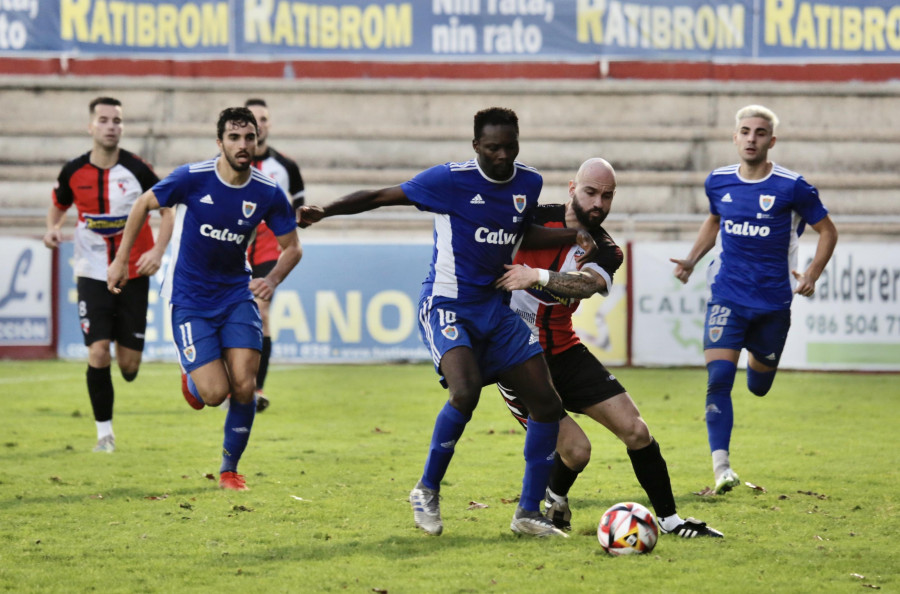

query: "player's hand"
left=494, top=264, right=539, bottom=292
left=43, top=229, right=62, bottom=249
left=670, top=258, right=695, bottom=284
left=792, top=270, right=816, bottom=297
left=296, top=205, right=325, bottom=228
left=135, top=248, right=163, bottom=277
left=107, top=260, right=128, bottom=294
left=250, top=277, right=276, bottom=301
left=574, top=229, right=598, bottom=267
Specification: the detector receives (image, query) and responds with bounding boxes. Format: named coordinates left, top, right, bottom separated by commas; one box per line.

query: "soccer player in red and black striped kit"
left=494, top=158, right=723, bottom=538
left=243, top=98, right=305, bottom=412
left=44, top=97, right=173, bottom=452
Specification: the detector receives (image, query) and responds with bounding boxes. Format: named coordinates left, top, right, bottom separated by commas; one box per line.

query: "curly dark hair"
left=217, top=107, right=258, bottom=139
left=473, top=107, right=518, bottom=140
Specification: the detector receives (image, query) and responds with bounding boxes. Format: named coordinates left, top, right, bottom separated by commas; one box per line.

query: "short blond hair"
left=735, top=104, right=779, bottom=132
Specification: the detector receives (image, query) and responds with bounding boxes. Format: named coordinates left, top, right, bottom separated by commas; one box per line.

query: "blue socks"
left=747, top=366, right=777, bottom=396
left=705, top=359, right=737, bottom=453
left=220, top=398, right=256, bottom=474
left=421, top=401, right=470, bottom=490
left=520, top=417, right=558, bottom=512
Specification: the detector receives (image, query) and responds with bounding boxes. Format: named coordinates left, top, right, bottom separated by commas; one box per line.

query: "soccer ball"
left=597, top=502, right=659, bottom=556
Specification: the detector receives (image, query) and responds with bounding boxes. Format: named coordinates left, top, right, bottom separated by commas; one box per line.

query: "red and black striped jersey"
left=509, top=204, right=623, bottom=355
left=53, top=149, right=160, bottom=281
left=247, top=146, right=304, bottom=266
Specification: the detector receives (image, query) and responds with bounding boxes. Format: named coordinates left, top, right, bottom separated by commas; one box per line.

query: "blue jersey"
left=401, top=159, right=542, bottom=302
left=705, top=163, right=828, bottom=311
left=156, top=158, right=296, bottom=309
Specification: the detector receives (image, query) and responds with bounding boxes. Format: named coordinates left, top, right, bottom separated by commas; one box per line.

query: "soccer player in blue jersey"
left=671, top=105, right=838, bottom=494
left=299, top=107, right=594, bottom=537
left=108, top=107, right=302, bottom=491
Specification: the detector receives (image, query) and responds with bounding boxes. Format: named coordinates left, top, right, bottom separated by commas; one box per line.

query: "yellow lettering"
left=90, top=0, right=111, bottom=43
left=383, top=4, right=412, bottom=47
left=273, top=1, right=295, bottom=44
left=179, top=4, right=200, bottom=47
left=812, top=4, right=834, bottom=49
left=340, top=6, right=361, bottom=48
left=244, top=0, right=272, bottom=43
left=366, top=291, right=415, bottom=344
left=673, top=6, right=693, bottom=49
left=863, top=7, right=885, bottom=51
left=60, top=0, right=91, bottom=40
left=765, top=0, right=794, bottom=46
left=888, top=7, right=900, bottom=50
left=292, top=3, right=310, bottom=46
left=650, top=7, right=670, bottom=49
left=362, top=4, right=383, bottom=47
left=794, top=3, right=816, bottom=48
left=158, top=3, right=178, bottom=46
left=842, top=7, right=862, bottom=50
left=137, top=3, right=155, bottom=46
left=270, top=291, right=311, bottom=342
left=576, top=0, right=605, bottom=44
left=316, top=291, right=361, bottom=343
left=319, top=5, right=339, bottom=48
left=716, top=4, right=743, bottom=49
left=202, top=3, right=228, bottom=46
left=695, top=6, right=715, bottom=50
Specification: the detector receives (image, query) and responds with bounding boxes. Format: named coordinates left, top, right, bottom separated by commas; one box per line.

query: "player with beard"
left=108, top=107, right=301, bottom=490
left=495, top=158, right=723, bottom=538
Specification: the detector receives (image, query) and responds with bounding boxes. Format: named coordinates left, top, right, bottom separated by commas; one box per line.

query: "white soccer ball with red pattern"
left=597, top=502, right=659, bottom=555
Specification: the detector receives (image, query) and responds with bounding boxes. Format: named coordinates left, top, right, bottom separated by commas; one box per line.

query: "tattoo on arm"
left=543, top=270, right=605, bottom=298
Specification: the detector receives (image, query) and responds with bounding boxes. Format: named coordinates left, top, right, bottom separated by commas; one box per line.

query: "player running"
left=108, top=107, right=302, bottom=490
left=299, top=107, right=596, bottom=537
left=671, top=105, right=838, bottom=494
left=495, top=158, right=722, bottom=538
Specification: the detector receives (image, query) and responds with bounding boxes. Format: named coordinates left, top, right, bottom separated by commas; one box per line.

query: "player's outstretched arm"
left=296, top=186, right=410, bottom=228
left=520, top=225, right=599, bottom=263
left=108, top=190, right=160, bottom=293
left=792, top=214, right=838, bottom=298
left=494, top=264, right=606, bottom=299
left=250, top=230, right=302, bottom=301
left=671, top=214, right=720, bottom=284
left=135, top=206, right=175, bottom=277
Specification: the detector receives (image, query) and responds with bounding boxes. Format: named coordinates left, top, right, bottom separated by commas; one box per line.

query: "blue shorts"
left=170, top=300, right=263, bottom=373
left=703, top=298, right=791, bottom=365
left=418, top=293, right=543, bottom=386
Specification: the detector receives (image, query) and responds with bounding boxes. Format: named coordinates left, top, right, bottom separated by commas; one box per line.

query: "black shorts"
left=251, top=259, right=277, bottom=279
left=76, top=276, right=149, bottom=350
left=499, top=343, right=626, bottom=427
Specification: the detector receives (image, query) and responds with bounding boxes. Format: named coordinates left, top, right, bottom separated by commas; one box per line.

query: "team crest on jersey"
left=441, top=325, right=459, bottom=340
left=80, top=318, right=90, bottom=335
left=708, top=326, right=723, bottom=343
left=759, top=194, right=775, bottom=212
left=512, top=194, right=527, bottom=213
left=242, top=201, right=257, bottom=218
left=182, top=345, right=197, bottom=363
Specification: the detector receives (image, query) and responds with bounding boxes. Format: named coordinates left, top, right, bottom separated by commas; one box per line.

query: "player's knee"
left=121, top=369, right=138, bottom=382
left=747, top=367, right=777, bottom=397
left=707, top=359, right=737, bottom=395
left=448, top=387, right=480, bottom=416
left=562, top=439, right=591, bottom=472
left=529, top=393, right=562, bottom=423
left=618, top=417, right=652, bottom=451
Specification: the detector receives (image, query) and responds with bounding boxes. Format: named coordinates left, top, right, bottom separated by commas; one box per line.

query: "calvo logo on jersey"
left=441, top=325, right=459, bottom=340
left=242, top=201, right=257, bottom=218
left=513, top=194, right=526, bottom=213
left=708, top=326, right=723, bottom=343
left=759, top=194, right=775, bottom=212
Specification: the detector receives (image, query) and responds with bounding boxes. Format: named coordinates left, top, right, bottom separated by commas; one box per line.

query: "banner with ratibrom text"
left=631, top=241, right=900, bottom=371
left=2, top=0, right=898, bottom=62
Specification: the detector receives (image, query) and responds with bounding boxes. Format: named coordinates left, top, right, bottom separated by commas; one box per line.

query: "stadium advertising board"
left=3, top=0, right=898, bottom=62
left=0, top=237, right=52, bottom=346
left=57, top=241, right=433, bottom=362
left=631, top=241, right=900, bottom=371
